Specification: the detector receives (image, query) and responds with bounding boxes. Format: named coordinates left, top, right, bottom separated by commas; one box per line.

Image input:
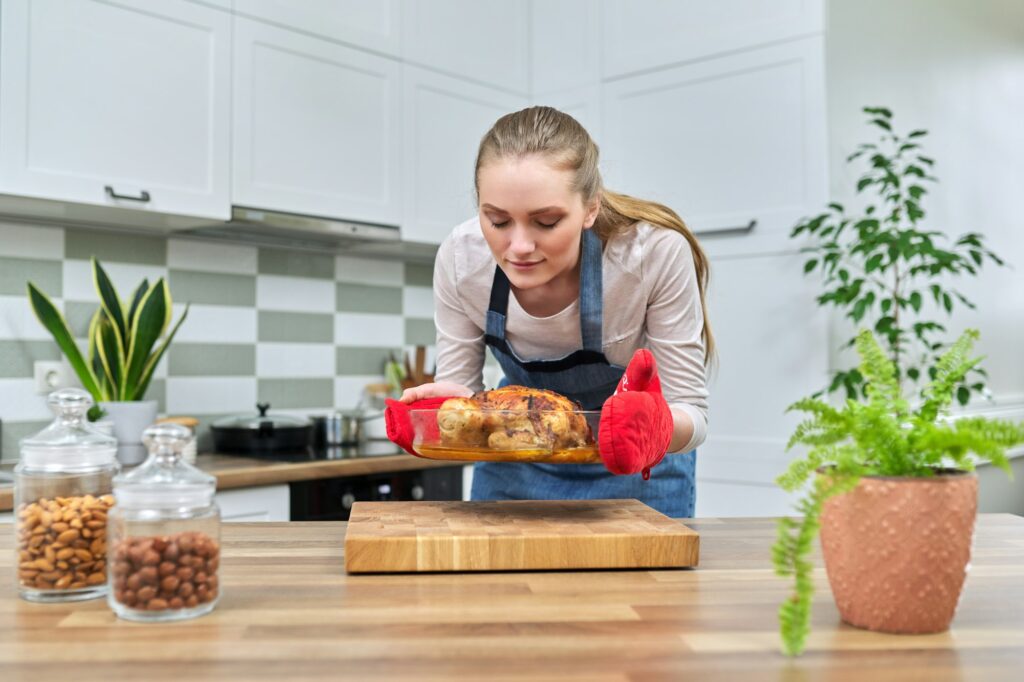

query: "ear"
left=582, top=197, right=601, bottom=229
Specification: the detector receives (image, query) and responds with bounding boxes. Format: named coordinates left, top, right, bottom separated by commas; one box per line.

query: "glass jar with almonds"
left=14, top=388, right=119, bottom=602
left=108, top=423, right=221, bottom=622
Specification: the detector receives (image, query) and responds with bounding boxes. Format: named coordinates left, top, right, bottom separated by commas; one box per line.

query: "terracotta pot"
left=818, top=469, right=978, bottom=634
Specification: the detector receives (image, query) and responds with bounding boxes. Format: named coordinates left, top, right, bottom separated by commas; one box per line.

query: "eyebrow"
left=481, top=204, right=564, bottom=215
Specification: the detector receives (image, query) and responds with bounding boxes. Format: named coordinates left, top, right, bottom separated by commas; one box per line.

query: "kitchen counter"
left=1, top=514, right=1021, bottom=680
left=0, top=443, right=460, bottom=511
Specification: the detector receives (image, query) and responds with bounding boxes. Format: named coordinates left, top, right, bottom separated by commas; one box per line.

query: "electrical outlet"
left=34, top=360, right=72, bottom=394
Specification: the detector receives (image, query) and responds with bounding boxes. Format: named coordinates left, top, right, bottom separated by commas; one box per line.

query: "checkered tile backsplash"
left=0, top=220, right=439, bottom=459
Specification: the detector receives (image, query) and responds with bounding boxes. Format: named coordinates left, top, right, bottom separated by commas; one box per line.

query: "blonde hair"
left=474, top=105, right=715, bottom=364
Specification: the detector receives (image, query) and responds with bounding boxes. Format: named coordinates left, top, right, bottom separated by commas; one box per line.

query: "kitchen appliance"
left=211, top=403, right=312, bottom=456
left=343, top=499, right=700, bottom=573
left=311, top=408, right=382, bottom=448
left=181, top=206, right=438, bottom=263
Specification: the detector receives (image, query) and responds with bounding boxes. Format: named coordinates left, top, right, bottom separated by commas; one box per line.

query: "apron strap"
left=485, top=229, right=604, bottom=352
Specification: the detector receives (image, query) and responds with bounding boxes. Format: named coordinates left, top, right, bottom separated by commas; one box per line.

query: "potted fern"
left=773, top=328, right=1024, bottom=656
left=27, top=257, right=189, bottom=465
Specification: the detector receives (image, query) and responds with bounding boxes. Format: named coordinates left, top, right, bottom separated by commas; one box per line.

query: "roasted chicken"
left=437, top=386, right=592, bottom=451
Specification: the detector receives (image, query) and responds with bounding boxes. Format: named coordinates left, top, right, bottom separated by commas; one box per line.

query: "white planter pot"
left=99, top=400, right=158, bottom=466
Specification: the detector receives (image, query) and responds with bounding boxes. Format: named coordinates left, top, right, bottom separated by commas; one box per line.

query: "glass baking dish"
left=408, top=408, right=602, bottom=464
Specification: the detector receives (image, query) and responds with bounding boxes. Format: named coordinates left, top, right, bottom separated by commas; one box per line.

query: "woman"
left=391, top=106, right=711, bottom=517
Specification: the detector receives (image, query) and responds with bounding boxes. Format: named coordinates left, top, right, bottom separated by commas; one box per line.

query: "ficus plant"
left=792, top=107, right=1006, bottom=405
left=27, top=257, right=189, bottom=417
left=772, top=328, right=1024, bottom=656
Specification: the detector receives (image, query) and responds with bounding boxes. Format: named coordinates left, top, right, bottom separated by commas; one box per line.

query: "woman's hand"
left=400, top=381, right=473, bottom=403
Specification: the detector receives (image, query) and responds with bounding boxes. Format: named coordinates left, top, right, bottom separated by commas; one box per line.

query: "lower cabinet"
left=215, top=484, right=291, bottom=522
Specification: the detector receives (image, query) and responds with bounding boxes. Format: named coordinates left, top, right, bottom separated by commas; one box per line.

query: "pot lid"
left=212, top=403, right=311, bottom=430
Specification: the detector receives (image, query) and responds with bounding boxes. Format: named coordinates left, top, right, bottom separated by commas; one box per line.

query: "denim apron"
left=470, top=229, right=697, bottom=518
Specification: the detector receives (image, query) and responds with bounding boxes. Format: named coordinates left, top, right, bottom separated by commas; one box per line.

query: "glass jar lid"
left=19, top=388, right=118, bottom=471
left=213, top=402, right=311, bottom=430
left=114, top=423, right=216, bottom=509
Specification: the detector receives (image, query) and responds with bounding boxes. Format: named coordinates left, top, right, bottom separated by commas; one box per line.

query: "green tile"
left=258, top=248, right=334, bottom=279
left=169, top=269, right=256, bottom=307
left=0, top=340, right=61, bottom=378
left=257, top=378, right=333, bottom=410
left=0, top=256, right=61, bottom=296
left=336, top=282, right=402, bottom=314
left=1, top=420, right=49, bottom=461
left=168, top=343, right=256, bottom=376
left=405, top=318, right=436, bottom=346
left=259, top=311, right=334, bottom=343
left=335, top=346, right=399, bottom=376
left=64, top=300, right=99, bottom=338
left=65, top=230, right=166, bottom=265
left=404, top=263, right=434, bottom=287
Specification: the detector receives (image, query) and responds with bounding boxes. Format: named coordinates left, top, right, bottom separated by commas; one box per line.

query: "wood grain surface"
left=345, top=499, right=700, bottom=573
left=1, top=515, right=1022, bottom=681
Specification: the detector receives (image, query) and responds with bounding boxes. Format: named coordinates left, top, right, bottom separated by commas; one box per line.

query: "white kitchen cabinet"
left=0, top=512, right=13, bottom=524
left=401, top=0, right=529, bottom=96
left=0, top=0, right=231, bottom=221
left=601, top=0, right=824, bottom=79
left=529, top=0, right=601, bottom=96
left=234, top=0, right=403, bottom=56
left=601, top=36, right=827, bottom=255
left=233, top=17, right=402, bottom=226
left=401, top=65, right=528, bottom=245
left=215, top=485, right=290, bottom=522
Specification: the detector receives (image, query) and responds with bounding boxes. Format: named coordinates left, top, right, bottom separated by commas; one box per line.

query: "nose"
left=508, top=224, right=535, bottom=257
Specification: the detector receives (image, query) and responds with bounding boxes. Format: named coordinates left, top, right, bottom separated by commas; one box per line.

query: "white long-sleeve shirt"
left=432, top=216, right=709, bottom=452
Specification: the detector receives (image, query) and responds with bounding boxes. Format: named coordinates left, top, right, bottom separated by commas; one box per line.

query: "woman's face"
left=478, top=155, right=599, bottom=291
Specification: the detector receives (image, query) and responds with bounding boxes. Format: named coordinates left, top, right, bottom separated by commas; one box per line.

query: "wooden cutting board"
left=344, top=499, right=699, bottom=573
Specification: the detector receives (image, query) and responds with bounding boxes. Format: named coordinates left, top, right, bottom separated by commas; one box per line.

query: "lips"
left=509, top=260, right=542, bottom=269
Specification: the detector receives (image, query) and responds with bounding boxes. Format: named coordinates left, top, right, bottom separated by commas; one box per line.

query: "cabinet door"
left=215, top=485, right=291, bottom=522
left=234, top=0, right=403, bottom=56
left=233, top=17, right=402, bottom=226
left=0, top=0, right=230, bottom=220
left=601, top=0, right=824, bottom=79
left=401, top=66, right=527, bottom=245
left=401, top=0, right=529, bottom=96
left=601, top=36, right=827, bottom=256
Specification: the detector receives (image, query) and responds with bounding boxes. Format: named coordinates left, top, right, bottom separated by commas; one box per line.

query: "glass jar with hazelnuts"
left=107, top=423, right=221, bottom=622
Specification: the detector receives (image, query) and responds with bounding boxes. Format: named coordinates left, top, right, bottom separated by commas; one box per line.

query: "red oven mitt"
left=385, top=397, right=452, bottom=457
left=598, top=349, right=674, bottom=479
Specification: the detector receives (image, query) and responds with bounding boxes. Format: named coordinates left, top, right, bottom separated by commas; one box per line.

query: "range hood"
left=181, top=206, right=439, bottom=263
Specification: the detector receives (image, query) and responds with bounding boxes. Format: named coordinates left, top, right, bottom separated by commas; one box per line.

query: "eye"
left=537, top=219, right=561, bottom=228
left=491, top=220, right=510, bottom=228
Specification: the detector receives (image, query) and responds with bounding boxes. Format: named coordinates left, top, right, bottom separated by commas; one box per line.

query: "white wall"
left=826, top=0, right=1024, bottom=513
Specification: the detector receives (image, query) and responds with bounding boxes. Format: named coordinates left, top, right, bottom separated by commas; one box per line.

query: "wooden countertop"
left=1, top=514, right=1021, bottom=680
left=0, top=445, right=460, bottom=511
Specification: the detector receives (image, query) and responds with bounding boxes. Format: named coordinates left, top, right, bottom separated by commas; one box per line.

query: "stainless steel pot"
left=312, top=409, right=380, bottom=447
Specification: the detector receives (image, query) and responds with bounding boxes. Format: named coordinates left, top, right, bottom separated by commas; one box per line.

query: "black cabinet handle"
left=695, top=219, right=757, bottom=237
left=104, top=185, right=151, bottom=203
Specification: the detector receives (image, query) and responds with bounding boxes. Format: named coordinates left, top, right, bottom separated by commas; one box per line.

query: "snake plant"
left=27, top=257, right=189, bottom=406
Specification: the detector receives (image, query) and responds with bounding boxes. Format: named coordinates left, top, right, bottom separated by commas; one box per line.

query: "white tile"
left=172, top=304, right=257, bottom=344
left=63, top=261, right=168, bottom=303
left=402, top=286, right=435, bottom=319
left=165, top=377, right=256, bottom=414
left=256, top=343, right=334, bottom=378
left=0, top=379, right=51, bottom=420
left=335, top=313, right=403, bottom=347
left=0, top=295, right=54, bottom=340
left=335, top=255, right=403, bottom=286
left=167, top=238, right=258, bottom=275
left=0, top=221, right=63, bottom=260
left=256, top=275, right=334, bottom=313
left=334, top=375, right=382, bottom=408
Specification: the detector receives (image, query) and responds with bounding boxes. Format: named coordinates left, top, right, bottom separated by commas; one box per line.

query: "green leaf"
left=133, top=304, right=190, bottom=401
left=803, top=259, right=818, bottom=274
left=863, top=106, right=893, bottom=118
left=870, top=118, right=892, bottom=131
left=942, top=292, right=953, bottom=313
left=92, top=258, right=128, bottom=355
left=93, top=314, right=124, bottom=392
left=26, top=283, right=101, bottom=398
left=908, top=129, right=928, bottom=138
left=865, top=254, right=884, bottom=272
left=127, top=279, right=150, bottom=326
left=909, top=291, right=922, bottom=312
left=122, top=279, right=171, bottom=401
left=956, top=386, right=970, bottom=405
left=856, top=177, right=874, bottom=192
